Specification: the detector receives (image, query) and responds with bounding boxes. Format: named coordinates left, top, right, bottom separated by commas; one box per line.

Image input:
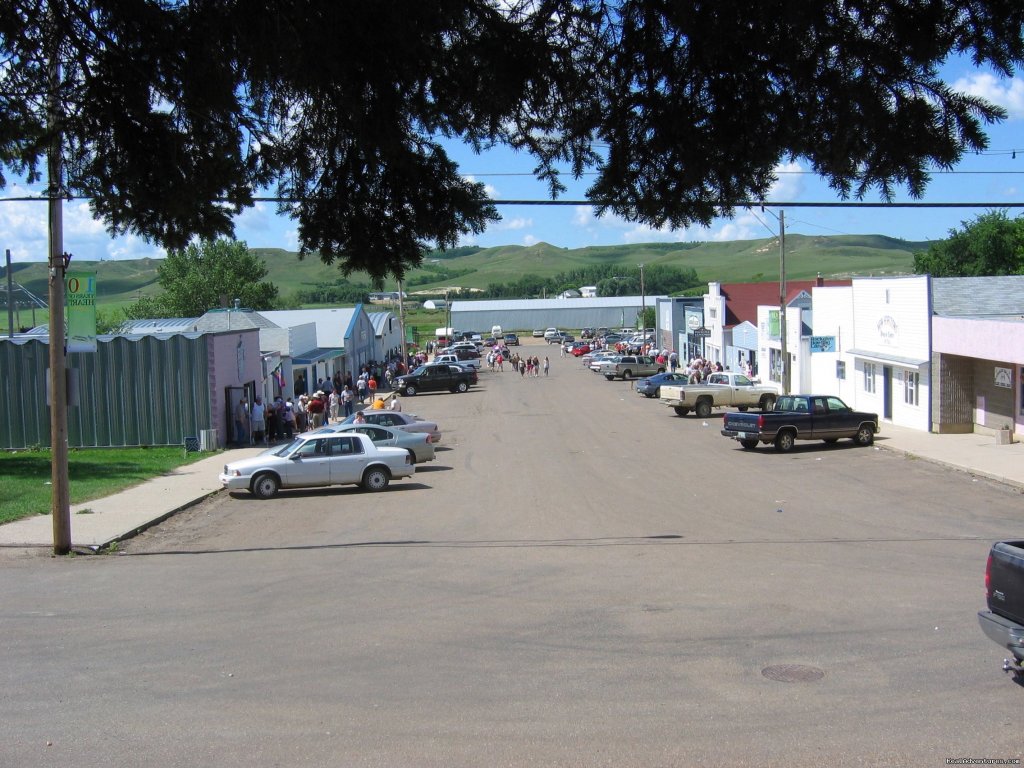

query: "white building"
left=809, top=276, right=931, bottom=431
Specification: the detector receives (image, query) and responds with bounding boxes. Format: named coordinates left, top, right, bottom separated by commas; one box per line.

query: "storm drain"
left=761, top=664, right=825, bottom=683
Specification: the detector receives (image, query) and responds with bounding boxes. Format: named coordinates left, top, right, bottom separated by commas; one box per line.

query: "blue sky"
left=2, top=61, right=1022, bottom=266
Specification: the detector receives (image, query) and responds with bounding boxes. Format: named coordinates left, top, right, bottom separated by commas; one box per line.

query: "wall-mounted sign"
left=877, top=315, right=898, bottom=345
left=692, top=327, right=711, bottom=338
left=687, top=315, right=700, bottom=330
left=995, top=366, right=1012, bottom=389
left=810, top=336, right=836, bottom=353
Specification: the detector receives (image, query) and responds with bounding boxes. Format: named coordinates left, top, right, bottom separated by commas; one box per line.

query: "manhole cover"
left=761, top=664, right=825, bottom=683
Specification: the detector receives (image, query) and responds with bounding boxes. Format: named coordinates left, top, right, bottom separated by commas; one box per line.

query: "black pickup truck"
left=721, top=394, right=879, bottom=452
left=392, top=363, right=477, bottom=396
left=978, top=541, right=1024, bottom=679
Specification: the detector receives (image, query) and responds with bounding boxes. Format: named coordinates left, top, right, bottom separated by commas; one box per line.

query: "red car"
left=571, top=343, right=592, bottom=357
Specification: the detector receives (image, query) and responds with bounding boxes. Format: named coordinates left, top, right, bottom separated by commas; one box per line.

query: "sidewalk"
left=0, top=446, right=266, bottom=551
left=1, top=424, right=1022, bottom=552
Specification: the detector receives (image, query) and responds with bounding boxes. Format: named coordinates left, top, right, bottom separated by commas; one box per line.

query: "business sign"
left=65, top=271, right=97, bottom=353
left=809, top=335, right=836, bottom=353
left=686, top=315, right=700, bottom=330
left=692, top=327, right=711, bottom=338
left=995, top=366, right=1012, bottom=389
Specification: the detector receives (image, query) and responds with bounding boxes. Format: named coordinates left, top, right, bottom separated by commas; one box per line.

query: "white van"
left=491, top=325, right=502, bottom=338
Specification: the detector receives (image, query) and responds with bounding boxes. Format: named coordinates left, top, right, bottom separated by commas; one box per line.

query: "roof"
left=292, top=347, right=345, bottom=365
left=932, top=275, right=1024, bottom=317
left=261, top=308, right=359, bottom=347
left=366, top=311, right=397, bottom=336
left=719, top=279, right=851, bottom=327
left=120, top=317, right=201, bottom=334
left=193, top=308, right=280, bottom=332
left=450, top=295, right=664, bottom=312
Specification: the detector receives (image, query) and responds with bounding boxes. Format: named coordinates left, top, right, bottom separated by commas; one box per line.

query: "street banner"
left=66, top=271, right=97, bottom=353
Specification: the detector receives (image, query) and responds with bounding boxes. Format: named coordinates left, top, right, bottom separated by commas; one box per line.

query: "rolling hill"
left=2, top=234, right=928, bottom=315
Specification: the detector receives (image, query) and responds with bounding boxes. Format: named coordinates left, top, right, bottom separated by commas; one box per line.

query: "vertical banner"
left=768, top=310, right=780, bottom=339
left=66, top=271, right=97, bottom=353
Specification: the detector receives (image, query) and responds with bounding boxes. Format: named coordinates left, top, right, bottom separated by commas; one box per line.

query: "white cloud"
left=768, top=161, right=805, bottom=200
left=463, top=174, right=499, bottom=199
left=953, top=73, right=1024, bottom=119
left=523, top=234, right=539, bottom=246
left=495, top=216, right=532, bottom=231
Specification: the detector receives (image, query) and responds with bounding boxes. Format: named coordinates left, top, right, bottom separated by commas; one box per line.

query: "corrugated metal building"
left=451, top=296, right=665, bottom=335
left=0, top=332, right=228, bottom=449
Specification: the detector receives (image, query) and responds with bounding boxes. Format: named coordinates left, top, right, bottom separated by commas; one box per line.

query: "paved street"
left=3, top=342, right=1023, bottom=767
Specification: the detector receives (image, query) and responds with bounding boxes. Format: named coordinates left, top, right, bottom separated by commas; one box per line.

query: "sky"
left=2, top=60, right=1023, bottom=267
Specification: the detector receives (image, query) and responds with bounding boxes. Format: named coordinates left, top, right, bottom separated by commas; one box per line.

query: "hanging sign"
left=65, top=271, right=97, bottom=353
left=810, top=336, right=836, bottom=353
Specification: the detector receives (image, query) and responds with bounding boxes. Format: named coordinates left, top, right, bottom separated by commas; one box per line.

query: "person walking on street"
left=234, top=396, right=249, bottom=445
left=543, top=356, right=550, bottom=376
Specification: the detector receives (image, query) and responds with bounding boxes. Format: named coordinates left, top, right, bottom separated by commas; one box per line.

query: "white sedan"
left=219, top=432, right=414, bottom=499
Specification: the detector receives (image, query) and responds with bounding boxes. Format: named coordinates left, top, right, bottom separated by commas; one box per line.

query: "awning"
left=292, top=347, right=345, bottom=365
left=846, top=348, right=929, bottom=368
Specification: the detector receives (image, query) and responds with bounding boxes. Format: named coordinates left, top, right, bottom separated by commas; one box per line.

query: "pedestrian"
left=389, top=393, right=403, bottom=412
left=367, top=375, right=378, bottom=403
left=543, top=356, right=549, bottom=376
left=234, top=396, right=249, bottom=445
left=282, top=400, right=295, bottom=439
left=341, top=384, right=354, bottom=418
left=250, top=396, right=266, bottom=444
left=329, top=389, right=340, bottom=423
left=353, top=410, right=366, bottom=424
left=371, top=395, right=387, bottom=410
left=308, top=391, right=326, bottom=428
left=356, top=376, right=367, bottom=404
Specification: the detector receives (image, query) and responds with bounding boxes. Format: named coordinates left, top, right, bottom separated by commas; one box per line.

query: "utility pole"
left=639, top=263, right=645, bottom=333
left=47, top=23, right=71, bottom=555
left=397, top=278, right=409, bottom=371
left=778, top=210, right=789, bottom=395
left=6, top=249, right=13, bottom=338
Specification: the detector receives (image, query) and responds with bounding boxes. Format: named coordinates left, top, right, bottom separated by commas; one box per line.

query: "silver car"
left=339, top=411, right=442, bottom=442
left=318, top=423, right=436, bottom=464
left=219, top=432, right=413, bottom=499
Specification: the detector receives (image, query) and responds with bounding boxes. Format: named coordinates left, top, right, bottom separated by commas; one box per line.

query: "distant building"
left=423, top=299, right=448, bottom=310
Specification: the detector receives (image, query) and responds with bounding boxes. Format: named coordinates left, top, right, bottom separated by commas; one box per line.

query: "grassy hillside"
left=1, top=234, right=927, bottom=329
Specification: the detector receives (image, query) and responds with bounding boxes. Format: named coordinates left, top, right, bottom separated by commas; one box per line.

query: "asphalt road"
left=3, top=341, right=1023, bottom=768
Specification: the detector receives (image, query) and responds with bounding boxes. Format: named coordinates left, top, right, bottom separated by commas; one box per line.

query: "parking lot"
left=3, top=340, right=1023, bottom=767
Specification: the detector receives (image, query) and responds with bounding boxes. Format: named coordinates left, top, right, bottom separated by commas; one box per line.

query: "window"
left=864, top=362, right=876, bottom=394
left=836, top=361, right=846, bottom=380
left=904, top=370, right=919, bottom=406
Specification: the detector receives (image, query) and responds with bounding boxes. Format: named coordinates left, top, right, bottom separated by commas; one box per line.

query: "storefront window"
left=904, top=370, right=919, bottom=406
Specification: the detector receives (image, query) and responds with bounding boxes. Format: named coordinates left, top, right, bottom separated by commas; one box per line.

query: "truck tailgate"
left=987, top=540, right=1024, bottom=625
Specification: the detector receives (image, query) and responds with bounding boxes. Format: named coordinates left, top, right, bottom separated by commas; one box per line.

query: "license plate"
left=736, top=432, right=747, bottom=439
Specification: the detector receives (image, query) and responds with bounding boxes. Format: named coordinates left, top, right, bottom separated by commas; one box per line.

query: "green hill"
left=2, top=234, right=928, bottom=317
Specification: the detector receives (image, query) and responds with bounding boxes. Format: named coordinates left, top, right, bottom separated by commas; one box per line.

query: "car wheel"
left=406, top=449, right=417, bottom=465
left=823, top=438, right=839, bottom=444
left=760, top=395, right=777, bottom=411
left=251, top=472, right=279, bottom=500
left=854, top=424, right=875, bottom=446
left=695, top=400, right=712, bottom=419
left=673, top=406, right=690, bottom=417
left=737, top=406, right=749, bottom=412
left=622, top=369, right=632, bottom=379
left=774, top=430, right=796, bottom=452
left=362, top=466, right=391, bottom=491
left=456, top=381, right=469, bottom=393
left=740, top=439, right=759, bottom=450
left=604, top=375, right=614, bottom=381
left=404, top=385, right=417, bottom=396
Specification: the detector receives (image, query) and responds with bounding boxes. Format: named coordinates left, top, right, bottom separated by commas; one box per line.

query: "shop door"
left=882, top=366, right=893, bottom=420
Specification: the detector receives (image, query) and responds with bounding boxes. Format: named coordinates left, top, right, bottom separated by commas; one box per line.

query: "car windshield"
left=273, top=437, right=306, bottom=457
left=410, top=365, right=427, bottom=376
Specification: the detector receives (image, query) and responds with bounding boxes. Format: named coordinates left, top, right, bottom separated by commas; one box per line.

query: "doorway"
left=882, top=366, right=893, bottom=420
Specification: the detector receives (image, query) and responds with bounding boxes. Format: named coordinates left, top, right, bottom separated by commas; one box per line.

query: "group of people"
left=233, top=379, right=403, bottom=446
left=480, top=347, right=549, bottom=378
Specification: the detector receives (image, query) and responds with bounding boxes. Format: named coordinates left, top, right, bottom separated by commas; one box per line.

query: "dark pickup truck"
left=392, top=363, right=477, bottom=396
left=721, top=394, right=879, bottom=452
left=978, top=541, right=1024, bottom=679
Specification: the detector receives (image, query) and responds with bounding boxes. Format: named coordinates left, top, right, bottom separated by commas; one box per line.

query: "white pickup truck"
left=660, top=372, right=779, bottom=418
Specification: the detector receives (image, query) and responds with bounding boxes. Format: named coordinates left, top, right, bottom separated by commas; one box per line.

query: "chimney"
left=816, top=272, right=823, bottom=287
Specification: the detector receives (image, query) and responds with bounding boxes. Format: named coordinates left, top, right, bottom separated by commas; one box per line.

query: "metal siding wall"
left=0, top=340, right=50, bottom=448
left=0, top=335, right=214, bottom=449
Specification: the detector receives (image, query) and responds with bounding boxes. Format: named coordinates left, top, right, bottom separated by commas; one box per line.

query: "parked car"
left=590, top=353, right=621, bottom=372
left=571, top=342, right=592, bottom=357
left=550, top=332, right=574, bottom=345
left=320, top=422, right=436, bottom=464
left=503, top=333, right=520, bottom=346
left=219, top=432, right=414, bottom=499
left=979, top=540, right=1024, bottom=680
left=581, top=327, right=595, bottom=339
left=599, top=355, right=664, bottom=380
left=393, top=363, right=477, bottom=395
left=635, top=371, right=689, bottom=398
left=660, top=372, right=779, bottom=417
left=339, top=410, right=442, bottom=442
left=532, top=329, right=545, bottom=338
left=602, top=333, right=624, bottom=345
left=720, top=394, right=879, bottom=451
left=543, top=327, right=560, bottom=339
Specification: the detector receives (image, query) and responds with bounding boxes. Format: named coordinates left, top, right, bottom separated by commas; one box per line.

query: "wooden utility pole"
left=47, top=14, right=71, bottom=555
left=778, top=210, right=789, bottom=395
